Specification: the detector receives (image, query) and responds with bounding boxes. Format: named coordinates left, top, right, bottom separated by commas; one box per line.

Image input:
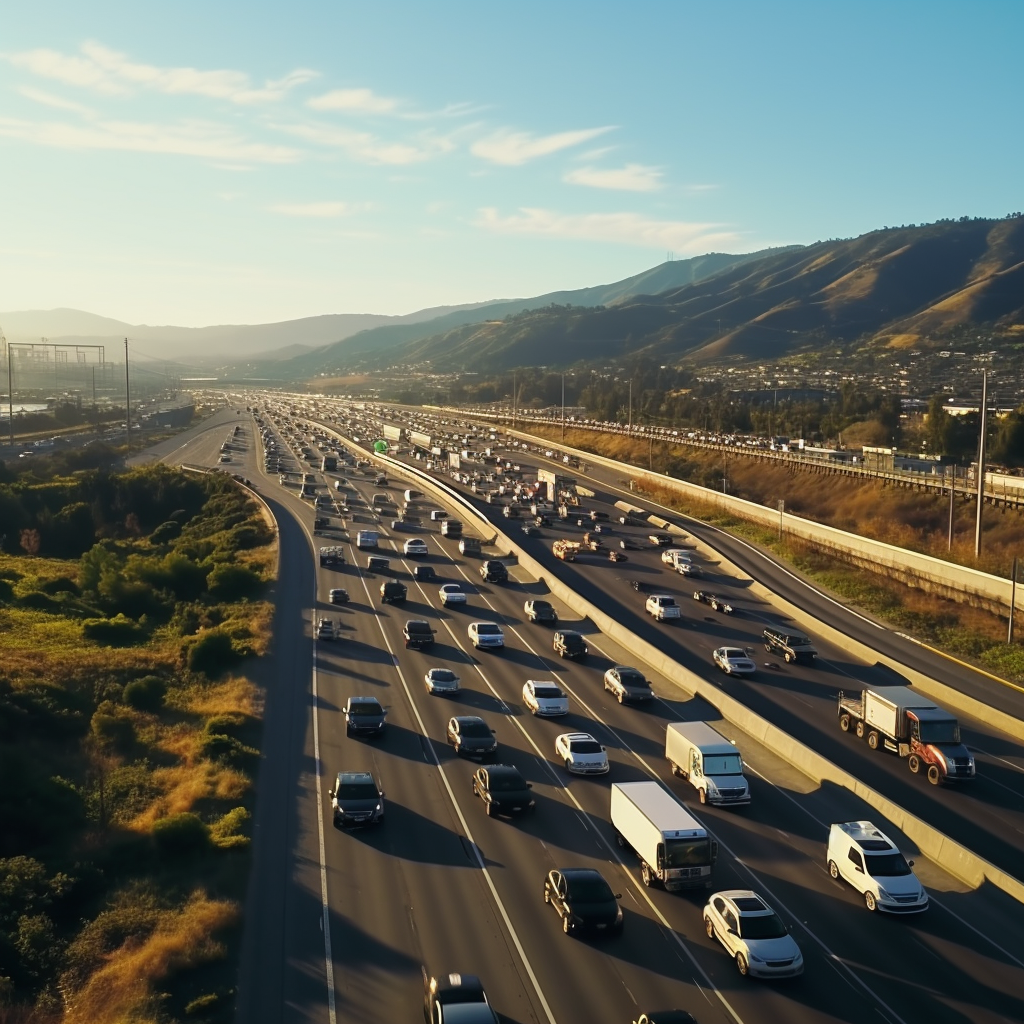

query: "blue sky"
left=1, top=0, right=1021, bottom=327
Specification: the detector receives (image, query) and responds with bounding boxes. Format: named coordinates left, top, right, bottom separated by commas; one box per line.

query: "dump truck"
left=553, top=539, right=580, bottom=561
left=837, top=685, right=975, bottom=785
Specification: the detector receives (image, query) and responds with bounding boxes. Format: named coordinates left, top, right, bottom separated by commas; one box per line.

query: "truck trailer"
left=610, top=781, right=717, bottom=891
left=837, top=686, right=975, bottom=785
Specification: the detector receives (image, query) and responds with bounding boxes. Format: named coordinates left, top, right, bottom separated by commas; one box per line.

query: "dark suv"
left=763, top=627, right=817, bottom=664
left=480, top=560, right=508, bottom=584
left=404, top=619, right=437, bottom=649
left=553, top=630, right=588, bottom=659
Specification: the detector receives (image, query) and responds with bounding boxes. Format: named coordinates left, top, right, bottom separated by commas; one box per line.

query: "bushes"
left=209, top=808, right=250, bottom=850
left=123, top=675, right=167, bottom=712
left=150, top=519, right=182, bottom=544
left=83, top=613, right=146, bottom=647
left=206, top=563, right=263, bottom=602
left=185, top=630, right=239, bottom=678
left=152, top=813, right=210, bottom=858
left=90, top=702, right=136, bottom=753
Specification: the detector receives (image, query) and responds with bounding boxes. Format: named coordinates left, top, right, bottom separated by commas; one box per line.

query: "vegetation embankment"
left=527, top=425, right=1024, bottom=683
left=0, top=462, right=275, bottom=1023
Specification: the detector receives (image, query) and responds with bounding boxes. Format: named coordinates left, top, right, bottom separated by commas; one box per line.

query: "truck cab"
left=646, top=595, right=681, bottom=621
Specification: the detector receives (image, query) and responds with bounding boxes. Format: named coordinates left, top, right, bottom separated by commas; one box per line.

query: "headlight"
left=374, top=803, right=382, bottom=812
left=748, top=952, right=765, bottom=963
left=877, top=887, right=891, bottom=900
left=615, top=907, right=623, bottom=923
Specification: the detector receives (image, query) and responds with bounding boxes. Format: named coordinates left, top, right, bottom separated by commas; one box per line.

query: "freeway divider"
left=326, top=423, right=1024, bottom=906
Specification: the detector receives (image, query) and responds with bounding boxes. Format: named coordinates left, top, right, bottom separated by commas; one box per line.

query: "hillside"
left=370, top=218, right=1024, bottom=372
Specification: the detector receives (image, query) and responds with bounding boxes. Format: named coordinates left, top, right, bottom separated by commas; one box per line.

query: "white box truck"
left=610, top=781, right=718, bottom=891
left=665, top=722, right=751, bottom=807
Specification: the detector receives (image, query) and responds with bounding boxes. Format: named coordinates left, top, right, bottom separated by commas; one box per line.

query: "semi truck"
left=665, top=722, right=751, bottom=806
left=837, top=686, right=975, bottom=785
left=552, top=540, right=580, bottom=561
left=610, top=781, right=718, bottom=891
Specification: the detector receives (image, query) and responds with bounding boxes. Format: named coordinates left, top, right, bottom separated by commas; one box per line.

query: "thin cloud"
left=7, top=42, right=317, bottom=105
left=272, top=120, right=454, bottom=165
left=564, top=163, right=663, bottom=192
left=308, top=87, right=398, bottom=114
left=17, top=85, right=95, bottom=117
left=475, top=207, right=739, bottom=252
left=686, top=183, right=720, bottom=192
left=0, top=115, right=300, bottom=164
left=471, top=126, right=614, bottom=165
left=270, top=201, right=352, bottom=217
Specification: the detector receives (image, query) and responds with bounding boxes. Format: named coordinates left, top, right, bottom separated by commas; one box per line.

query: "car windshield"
left=336, top=782, right=379, bottom=799
left=704, top=755, right=744, bottom=775
left=619, top=669, right=645, bottom=686
left=664, top=837, right=711, bottom=868
left=723, top=649, right=747, bottom=659
left=488, top=774, right=525, bottom=791
left=533, top=685, right=562, bottom=698
left=460, top=720, right=491, bottom=737
left=349, top=702, right=381, bottom=716
left=476, top=624, right=501, bottom=635
left=533, top=602, right=552, bottom=611
left=569, top=740, right=603, bottom=754
left=565, top=877, right=614, bottom=902
left=865, top=852, right=913, bottom=876
left=432, top=671, right=456, bottom=682
left=738, top=912, right=788, bottom=940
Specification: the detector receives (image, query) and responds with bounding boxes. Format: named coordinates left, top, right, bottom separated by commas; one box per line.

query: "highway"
left=148, top=402, right=1024, bottom=1023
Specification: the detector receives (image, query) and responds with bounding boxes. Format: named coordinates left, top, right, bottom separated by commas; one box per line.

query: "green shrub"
left=18, top=590, right=63, bottom=613
left=209, top=807, right=250, bottom=849
left=90, top=704, right=136, bottom=752
left=152, top=813, right=210, bottom=858
left=123, top=675, right=167, bottom=712
left=198, top=733, right=256, bottom=769
left=203, top=713, right=246, bottom=738
left=206, top=563, right=263, bottom=601
left=83, top=614, right=146, bottom=646
left=185, top=630, right=238, bottom=678
left=0, top=578, right=13, bottom=604
left=185, top=993, right=221, bottom=1016
left=39, top=576, right=80, bottom=596
left=150, top=520, right=182, bottom=544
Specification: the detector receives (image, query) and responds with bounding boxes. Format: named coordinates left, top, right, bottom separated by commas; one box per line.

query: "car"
left=603, top=666, right=654, bottom=703
left=468, top=621, right=504, bottom=649
left=315, top=617, right=338, bottom=641
left=553, top=630, right=588, bottom=659
left=330, top=771, right=384, bottom=827
left=423, top=972, right=499, bottom=1024
left=632, top=1013, right=698, bottom=1024
left=826, top=820, right=928, bottom=913
left=380, top=580, right=408, bottom=604
left=413, top=564, right=438, bottom=582
left=555, top=732, right=609, bottom=774
left=524, top=599, right=558, bottom=624
left=446, top=716, right=498, bottom=760
left=662, top=548, right=687, bottom=565
left=544, top=868, right=623, bottom=936
left=703, top=890, right=804, bottom=978
left=343, top=696, right=387, bottom=738
left=404, top=538, right=429, bottom=557
left=713, top=647, right=757, bottom=676
left=677, top=561, right=703, bottom=578
left=425, top=668, right=461, bottom=696
left=404, top=619, right=436, bottom=649
left=328, top=588, right=349, bottom=604
left=219, top=454, right=231, bottom=463
left=472, top=764, right=535, bottom=817
left=763, top=627, right=817, bottom=664
left=522, top=680, right=569, bottom=716
left=694, top=591, right=734, bottom=614
left=521, top=524, right=540, bottom=537
left=479, top=560, right=508, bottom=584
left=649, top=533, right=673, bottom=546
left=439, top=583, right=467, bottom=607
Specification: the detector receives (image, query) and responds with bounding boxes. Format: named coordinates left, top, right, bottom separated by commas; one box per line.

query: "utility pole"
left=948, top=464, right=956, bottom=551
left=512, top=370, right=517, bottom=429
left=628, top=380, right=633, bottom=433
left=1009, top=556, right=1018, bottom=644
left=974, top=370, right=988, bottom=559
left=92, top=365, right=98, bottom=436
left=5, top=333, right=13, bottom=449
left=124, top=338, right=131, bottom=457
left=778, top=499, right=785, bottom=540
left=560, top=373, right=565, bottom=441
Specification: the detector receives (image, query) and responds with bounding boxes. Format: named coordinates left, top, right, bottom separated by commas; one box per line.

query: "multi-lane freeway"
left=147, top=400, right=1024, bottom=1024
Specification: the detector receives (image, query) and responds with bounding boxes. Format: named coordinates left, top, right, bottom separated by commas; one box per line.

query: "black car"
left=472, top=764, right=535, bottom=817
left=404, top=619, right=436, bottom=649
left=330, top=771, right=384, bottom=827
left=763, top=627, right=817, bottom=664
left=344, top=696, right=387, bottom=738
left=604, top=665, right=654, bottom=702
left=524, top=599, right=558, bottom=625
left=479, top=560, right=508, bottom=584
left=413, top=565, right=438, bottom=582
left=423, top=972, right=498, bottom=1024
left=447, top=716, right=497, bottom=760
left=553, top=630, right=588, bottom=659
left=329, top=588, right=349, bottom=604
left=544, top=868, right=623, bottom=936
left=380, top=580, right=408, bottom=604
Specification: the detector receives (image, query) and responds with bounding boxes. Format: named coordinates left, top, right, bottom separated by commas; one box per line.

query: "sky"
left=1, top=0, right=1021, bottom=329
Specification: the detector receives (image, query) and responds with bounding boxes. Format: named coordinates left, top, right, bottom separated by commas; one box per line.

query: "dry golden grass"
left=183, top=674, right=260, bottom=719
left=884, top=333, right=921, bottom=349
left=316, top=374, right=372, bottom=388
left=65, top=893, right=238, bottom=1024
left=822, top=265, right=878, bottom=307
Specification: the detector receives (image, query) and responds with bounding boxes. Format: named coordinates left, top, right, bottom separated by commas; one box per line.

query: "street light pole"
left=975, top=369, right=988, bottom=559
left=561, top=373, right=565, bottom=441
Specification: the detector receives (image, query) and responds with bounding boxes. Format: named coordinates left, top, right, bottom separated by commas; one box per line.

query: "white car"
left=703, top=890, right=804, bottom=978
left=424, top=668, right=461, bottom=696
left=662, top=548, right=687, bottom=565
left=523, top=680, right=569, bottom=716
left=469, top=622, right=505, bottom=649
left=555, top=732, right=609, bottom=774
left=713, top=647, right=757, bottom=676
left=826, top=821, right=928, bottom=913
left=403, top=538, right=428, bottom=557
left=439, top=584, right=467, bottom=606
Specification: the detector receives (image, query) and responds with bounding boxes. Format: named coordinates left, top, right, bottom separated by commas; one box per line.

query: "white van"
left=665, top=722, right=750, bottom=806
left=826, top=821, right=928, bottom=913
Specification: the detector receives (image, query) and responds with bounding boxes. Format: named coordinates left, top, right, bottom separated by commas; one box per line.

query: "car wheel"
left=828, top=859, right=839, bottom=880
left=704, top=915, right=715, bottom=939
left=908, top=754, right=921, bottom=774
left=564, top=759, right=572, bottom=770
left=562, top=914, right=571, bottom=935
left=735, top=953, right=749, bottom=976
left=864, top=890, right=877, bottom=912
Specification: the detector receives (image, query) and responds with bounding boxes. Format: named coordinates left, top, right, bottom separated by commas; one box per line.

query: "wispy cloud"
left=685, top=183, right=720, bottom=193
left=474, top=207, right=738, bottom=252
left=272, top=120, right=454, bottom=165
left=471, top=126, right=614, bottom=165
left=564, top=163, right=663, bottom=192
left=308, top=87, right=398, bottom=114
left=17, top=85, right=95, bottom=117
left=270, top=201, right=352, bottom=217
left=0, top=115, right=300, bottom=164
left=7, top=42, right=317, bottom=105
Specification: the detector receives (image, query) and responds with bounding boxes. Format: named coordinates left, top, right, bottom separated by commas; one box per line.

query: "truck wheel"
left=485, top=801, right=493, bottom=816
left=839, top=714, right=851, bottom=732
left=927, top=765, right=942, bottom=786
left=908, top=754, right=921, bottom=774
left=855, top=721, right=865, bottom=739
left=543, top=886, right=550, bottom=904
left=617, top=692, right=624, bottom=704
left=784, top=652, right=793, bottom=663
left=641, top=862, right=654, bottom=887
left=699, top=788, right=707, bottom=805
left=562, top=913, right=571, bottom=934
left=764, top=643, right=772, bottom=653
left=867, top=731, right=880, bottom=750
left=864, top=890, right=878, bottom=912
left=704, top=916, right=715, bottom=939
left=828, top=860, right=839, bottom=880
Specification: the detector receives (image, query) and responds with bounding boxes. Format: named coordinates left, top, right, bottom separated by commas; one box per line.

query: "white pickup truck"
left=646, top=595, right=681, bottom=621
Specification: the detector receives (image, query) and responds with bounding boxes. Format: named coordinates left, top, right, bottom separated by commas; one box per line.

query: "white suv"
left=703, top=890, right=803, bottom=978
left=468, top=622, right=505, bottom=649
left=826, top=821, right=928, bottom=913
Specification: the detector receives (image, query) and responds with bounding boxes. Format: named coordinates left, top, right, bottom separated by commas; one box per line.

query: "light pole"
left=561, top=373, right=565, bottom=441
left=1009, top=556, right=1018, bottom=644
left=975, top=370, right=988, bottom=559
left=778, top=499, right=785, bottom=540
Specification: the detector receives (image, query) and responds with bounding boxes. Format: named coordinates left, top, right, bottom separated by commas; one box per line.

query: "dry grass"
left=65, top=893, right=238, bottom=1024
